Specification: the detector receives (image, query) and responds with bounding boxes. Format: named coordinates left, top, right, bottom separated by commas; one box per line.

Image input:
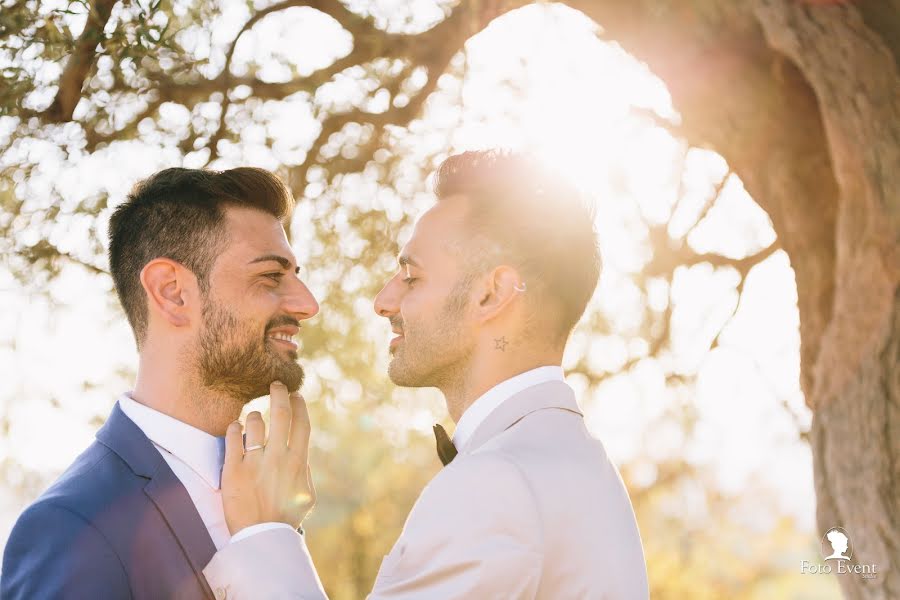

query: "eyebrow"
left=398, top=254, right=421, bottom=269
left=249, top=254, right=301, bottom=275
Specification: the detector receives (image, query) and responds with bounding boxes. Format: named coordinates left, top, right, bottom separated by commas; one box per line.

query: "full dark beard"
left=197, top=300, right=304, bottom=401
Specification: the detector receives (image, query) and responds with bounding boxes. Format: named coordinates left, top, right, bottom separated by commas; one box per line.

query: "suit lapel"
left=461, top=380, right=583, bottom=454
left=97, top=402, right=217, bottom=598
left=144, top=468, right=218, bottom=594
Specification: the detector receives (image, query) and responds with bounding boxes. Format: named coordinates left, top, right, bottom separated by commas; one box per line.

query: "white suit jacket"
left=203, top=381, right=649, bottom=599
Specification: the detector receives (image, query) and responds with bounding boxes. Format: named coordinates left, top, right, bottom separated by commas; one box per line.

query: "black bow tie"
left=433, top=424, right=458, bottom=466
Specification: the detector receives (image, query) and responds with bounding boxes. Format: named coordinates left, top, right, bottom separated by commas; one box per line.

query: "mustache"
left=266, top=315, right=301, bottom=332
left=389, top=316, right=404, bottom=333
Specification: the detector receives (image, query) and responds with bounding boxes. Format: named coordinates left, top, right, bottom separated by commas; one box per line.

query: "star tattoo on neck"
left=494, top=336, right=509, bottom=351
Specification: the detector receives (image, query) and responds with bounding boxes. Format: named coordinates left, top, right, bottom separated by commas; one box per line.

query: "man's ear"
left=139, top=258, right=198, bottom=328
left=475, top=266, right=524, bottom=322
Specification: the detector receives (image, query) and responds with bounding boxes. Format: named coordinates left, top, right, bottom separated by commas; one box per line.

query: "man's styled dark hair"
left=108, top=167, right=294, bottom=349
left=434, top=150, right=601, bottom=342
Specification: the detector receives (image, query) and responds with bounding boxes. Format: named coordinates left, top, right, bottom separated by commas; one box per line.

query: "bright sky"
left=0, top=1, right=815, bottom=550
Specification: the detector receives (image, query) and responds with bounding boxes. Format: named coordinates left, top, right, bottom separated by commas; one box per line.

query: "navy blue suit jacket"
left=1, top=402, right=217, bottom=599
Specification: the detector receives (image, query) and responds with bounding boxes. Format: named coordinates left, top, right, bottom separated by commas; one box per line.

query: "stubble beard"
left=195, top=298, right=305, bottom=403
left=387, top=280, right=473, bottom=389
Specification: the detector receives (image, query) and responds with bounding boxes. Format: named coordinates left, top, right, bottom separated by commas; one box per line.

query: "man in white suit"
left=203, top=150, right=649, bottom=599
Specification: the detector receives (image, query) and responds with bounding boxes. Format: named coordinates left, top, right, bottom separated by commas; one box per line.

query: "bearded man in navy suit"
left=2, top=167, right=319, bottom=599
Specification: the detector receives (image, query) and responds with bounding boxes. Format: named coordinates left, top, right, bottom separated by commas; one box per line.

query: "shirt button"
left=215, top=586, right=227, bottom=599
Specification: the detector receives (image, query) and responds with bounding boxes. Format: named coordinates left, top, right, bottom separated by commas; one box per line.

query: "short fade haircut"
left=108, top=167, right=294, bottom=349
left=434, top=150, right=601, bottom=343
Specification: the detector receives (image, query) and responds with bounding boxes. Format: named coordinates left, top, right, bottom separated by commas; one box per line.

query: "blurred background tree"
left=2, top=0, right=897, bottom=598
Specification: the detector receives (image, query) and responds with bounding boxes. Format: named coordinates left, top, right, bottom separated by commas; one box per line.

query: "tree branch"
left=43, top=0, right=118, bottom=123
left=686, top=170, right=733, bottom=239
left=645, top=237, right=779, bottom=279
left=18, top=239, right=108, bottom=277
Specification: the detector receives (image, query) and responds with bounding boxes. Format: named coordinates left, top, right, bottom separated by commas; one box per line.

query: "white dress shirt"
left=452, top=365, right=565, bottom=451
left=118, top=394, right=292, bottom=550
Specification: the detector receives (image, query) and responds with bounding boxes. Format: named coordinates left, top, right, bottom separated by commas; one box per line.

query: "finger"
left=244, top=411, right=266, bottom=452
left=288, top=392, right=311, bottom=457
left=223, top=421, right=244, bottom=474
left=267, top=381, right=291, bottom=451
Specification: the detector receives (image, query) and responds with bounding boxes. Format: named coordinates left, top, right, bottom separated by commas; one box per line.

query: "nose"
left=374, top=276, right=400, bottom=318
left=282, top=278, right=319, bottom=321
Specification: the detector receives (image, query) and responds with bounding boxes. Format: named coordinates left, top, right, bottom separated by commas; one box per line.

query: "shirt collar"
left=452, top=365, right=565, bottom=451
left=118, top=393, right=226, bottom=489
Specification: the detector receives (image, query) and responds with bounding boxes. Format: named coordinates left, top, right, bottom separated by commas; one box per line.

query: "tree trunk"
left=562, top=1, right=899, bottom=597
left=752, top=3, right=900, bottom=598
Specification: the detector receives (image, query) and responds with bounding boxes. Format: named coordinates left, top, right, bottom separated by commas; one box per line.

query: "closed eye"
left=264, top=272, right=284, bottom=282
left=403, top=276, right=417, bottom=287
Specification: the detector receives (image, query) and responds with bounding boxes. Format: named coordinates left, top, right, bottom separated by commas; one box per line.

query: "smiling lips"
left=267, top=326, right=300, bottom=350
left=390, top=330, right=404, bottom=348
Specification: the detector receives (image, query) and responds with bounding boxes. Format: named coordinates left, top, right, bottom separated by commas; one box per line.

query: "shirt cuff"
left=230, top=522, right=297, bottom=544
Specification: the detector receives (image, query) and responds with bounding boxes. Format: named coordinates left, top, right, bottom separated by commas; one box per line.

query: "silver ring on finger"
left=244, top=444, right=265, bottom=453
